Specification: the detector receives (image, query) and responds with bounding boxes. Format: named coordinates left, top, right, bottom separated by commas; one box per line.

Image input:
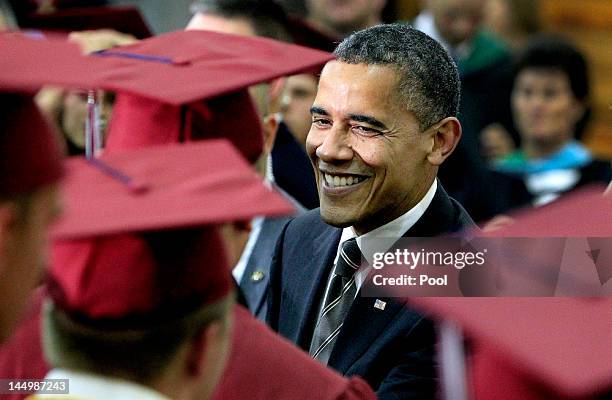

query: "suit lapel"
left=284, top=226, right=342, bottom=349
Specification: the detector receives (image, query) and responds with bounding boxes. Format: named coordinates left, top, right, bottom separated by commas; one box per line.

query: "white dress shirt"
left=322, top=179, right=438, bottom=306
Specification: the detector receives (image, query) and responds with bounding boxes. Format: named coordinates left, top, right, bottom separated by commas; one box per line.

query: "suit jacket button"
left=251, top=269, right=265, bottom=282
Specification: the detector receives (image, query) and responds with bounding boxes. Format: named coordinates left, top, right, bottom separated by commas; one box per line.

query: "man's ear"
left=262, top=113, right=280, bottom=155
left=427, top=117, right=462, bottom=166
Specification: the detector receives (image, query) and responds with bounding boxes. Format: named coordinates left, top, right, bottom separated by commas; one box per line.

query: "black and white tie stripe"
left=309, top=238, right=362, bottom=364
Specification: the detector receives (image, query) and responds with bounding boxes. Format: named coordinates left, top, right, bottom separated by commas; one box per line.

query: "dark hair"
left=334, top=23, right=461, bottom=131
left=190, top=0, right=293, bottom=42
left=514, top=35, right=591, bottom=137
left=43, top=296, right=232, bottom=384
left=514, top=35, right=589, bottom=101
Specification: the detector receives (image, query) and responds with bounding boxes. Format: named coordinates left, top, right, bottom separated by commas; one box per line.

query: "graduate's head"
left=45, top=227, right=235, bottom=400
left=105, top=29, right=331, bottom=173
left=187, top=0, right=296, bottom=177
left=43, top=140, right=294, bottom=398
left=0, top=94, right=63, bottom=343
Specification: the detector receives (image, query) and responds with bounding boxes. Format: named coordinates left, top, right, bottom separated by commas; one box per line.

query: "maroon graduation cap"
left=52, top=139, right=294, bottom=239
left=47, top=139, right=293, bottom=329
left=408, top=188, right=612, bottom=399
left=1, top=29, right=333, bottom=107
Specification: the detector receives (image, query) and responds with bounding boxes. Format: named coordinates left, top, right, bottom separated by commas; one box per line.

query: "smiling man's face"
left=306, top=61, right=436, bottom=235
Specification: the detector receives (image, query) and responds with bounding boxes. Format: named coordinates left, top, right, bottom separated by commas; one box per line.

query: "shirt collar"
left=337, top=179, right=438, bottom=264
left=44, top=369, right=171, bottom=400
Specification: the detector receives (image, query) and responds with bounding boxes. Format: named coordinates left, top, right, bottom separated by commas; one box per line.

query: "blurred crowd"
left=3, top=0, right=609, bottom=218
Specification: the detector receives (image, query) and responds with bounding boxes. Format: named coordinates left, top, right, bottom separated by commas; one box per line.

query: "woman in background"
left=495, top=35, right=611, bottom=205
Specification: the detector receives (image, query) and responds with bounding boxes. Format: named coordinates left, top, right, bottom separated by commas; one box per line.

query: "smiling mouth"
left=321, top=172, right=368, bottom=189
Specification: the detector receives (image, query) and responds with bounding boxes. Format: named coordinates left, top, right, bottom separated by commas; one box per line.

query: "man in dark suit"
left=267, top=23, right=475, bottom=398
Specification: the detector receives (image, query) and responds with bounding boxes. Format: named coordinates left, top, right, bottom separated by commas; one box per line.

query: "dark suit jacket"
left=240, top=215, right=294, bottom=320
left=267, top=184, right=476, bottom=399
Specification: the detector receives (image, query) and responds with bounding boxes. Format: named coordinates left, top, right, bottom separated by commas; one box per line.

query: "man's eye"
left=352, top=125, right=380, bottom=136
left=312, top=118, right=332, bottom=127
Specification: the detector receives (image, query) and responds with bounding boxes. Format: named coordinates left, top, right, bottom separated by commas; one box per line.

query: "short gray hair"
left=334, top=23, right=460, bottom=131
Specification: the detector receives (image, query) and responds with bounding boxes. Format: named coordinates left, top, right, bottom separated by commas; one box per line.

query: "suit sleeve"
left=265, top=218, right=292, bottom=331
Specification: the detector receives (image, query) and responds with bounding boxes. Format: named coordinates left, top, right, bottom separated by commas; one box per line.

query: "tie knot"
left=335, top=238, right=362, bottom=278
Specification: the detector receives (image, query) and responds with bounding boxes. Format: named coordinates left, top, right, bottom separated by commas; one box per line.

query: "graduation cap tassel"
left=93, top=93, right=103, bottom=156
left=85, top=90, right=97, bottom=159
left=83, top=89, right=104, bottom=159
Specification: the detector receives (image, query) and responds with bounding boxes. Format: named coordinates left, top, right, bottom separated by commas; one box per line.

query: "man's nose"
left=315, top=126, right=353, bottom=163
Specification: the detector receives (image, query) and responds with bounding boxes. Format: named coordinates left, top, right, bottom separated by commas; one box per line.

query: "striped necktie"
left=309, top=238, right=362, bottom=364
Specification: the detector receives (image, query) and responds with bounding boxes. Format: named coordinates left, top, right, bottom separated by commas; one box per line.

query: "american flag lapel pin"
left=374, top=299, right=386, bottom=311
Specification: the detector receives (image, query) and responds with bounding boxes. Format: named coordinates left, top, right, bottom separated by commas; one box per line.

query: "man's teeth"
left=324, top=173, right=363, bottom=188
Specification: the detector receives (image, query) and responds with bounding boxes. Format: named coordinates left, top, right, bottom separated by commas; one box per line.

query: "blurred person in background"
left=412, top=0, right=526, bottom=222
left=483, top=0, right=540, bottom=52
left=280, top=73, right=319, bottom=148
left=480, top=0, right=541, bottom=160
left=413, top=0, right=515, bottom=158
left=35, top=29, right=137, bottom=155
left=188, top=0, right=321, bottom=211
left=187, top=0, right=311, bottom=319
left=494, top=35, right=612, bottom=206
left=304, top=0, right=386, bottom=39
